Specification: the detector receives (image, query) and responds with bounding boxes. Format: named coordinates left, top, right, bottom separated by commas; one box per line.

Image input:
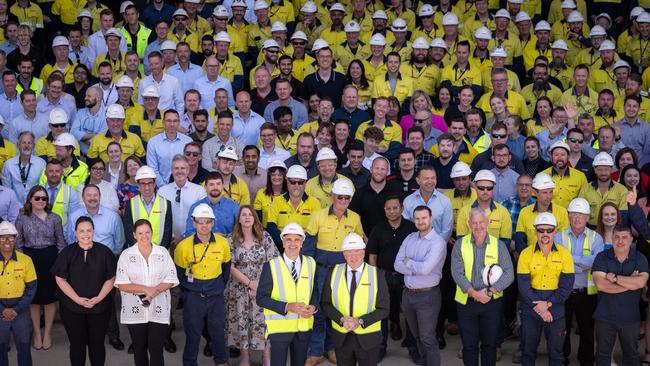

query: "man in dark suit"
left=321, top=233, right=390, bottom=366
left=256, top=222, right=319, bottom=366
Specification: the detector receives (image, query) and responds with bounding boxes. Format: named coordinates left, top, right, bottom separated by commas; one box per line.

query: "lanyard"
left=454, top=66, right=468, bottom=84
left=189, top=241, right=212, bottom=273
left=103, top=86, right=114, bottom=106
left=1, top=259, right=9, bottom=276
left=19, top=162, right=31, bottom=187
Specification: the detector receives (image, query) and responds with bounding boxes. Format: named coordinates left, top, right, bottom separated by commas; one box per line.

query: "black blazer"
left=321, top=264, right=389, bottom=351
left=256, top=256, right=320, bottom=340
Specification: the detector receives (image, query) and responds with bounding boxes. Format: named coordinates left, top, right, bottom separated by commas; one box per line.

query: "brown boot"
left=305, top=356, right=325, bottom=366
left=326, top=350, right=337, bottom=364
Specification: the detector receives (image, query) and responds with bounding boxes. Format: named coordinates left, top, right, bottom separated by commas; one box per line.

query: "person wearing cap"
left=468, top=26, right=493, bottom=72
left=33, top=108, right=76, bottom=160
left=124, top=84, right=163, bottom=145
left=87, top=104, right=145, bottom=162
left=0, top=220, right=37, bottom=366
left=385, top=18, right=411, bottom=62
left=489, top=9, right=523, bottom=70
left=592, top=224, right=649, bottom=365
left=552, top=197, right=604, bottom=365
left=574, top=26, right=611, bottom=69
left=178, top=0, right=212, bottom=37
left=91, top=27, right=127, bottom=78
left=411, top=5, right=442, bottom=43
left=303, top=177, right=364, bottom=366
left=480, top=46, right=522, bottom=95
left=249, top=39, right=282, bottom=88
left=138, top=51, right=184, bottom=112
left=318, top=3, right=346, bottom=46
left=256, top=222, right=318, bottom=366
left=305, top=147, right=353, bottom=208
left=517, top=212, right=574, bottom=365
left=618, top=7, right=644, bottom=55
left=303, top=42, right=348, bottom=109
left=362, top=33, right=388, bottom=82
left=515, top=172, right=570, bottom=253
left=295, top=1, right=320, bottom=43
left=321, top=232, right=389, bottom=365
left=224, top=0, right=251, bottom=64
left=69, top=86, right=106, bottom=155
left=402, top=37, right=440, bottom=97
left=550, top=10, right=588, bottom=59
left=444, top=161, right=477, bottom=229
left=522, top=21, right=552, bottom=73
left=160, top=40, right=178, bottom=71
left=142, top=0, right=176, bottom=29
left=541, top=140, right=588, bottom=208
left=441, top=40, right=483, bottom=99
left=39, top=36, right=76, bottom=85
left=146, top=110, right=194, bottom=187
left=577, top=152, right=629, bottom=225
left=167, top=10, right=201, bottom=53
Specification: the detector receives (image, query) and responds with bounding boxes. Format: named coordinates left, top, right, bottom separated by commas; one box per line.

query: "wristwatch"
left=546, top=301, right=552, bottom=308
left=358, top=318, right=364, bottom=328
left=613, top=275, right=618, bottom=283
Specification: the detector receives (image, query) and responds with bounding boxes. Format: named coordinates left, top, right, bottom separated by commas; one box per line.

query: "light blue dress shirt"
left=402, top=189, right=454, bottom=240
left=0, top=93, right=23, bottom=134
left=66, top=205, right=125, bottom=254
left=0, top=186, right=21, bottom=222
left=491, top=167, right=520, bottom=203
left=0, top=41, right=17, bottom=56
left=232, top=111, right=266, bottom=146
left=184, top=196, right=240, bottom=236
left=68, top=45, right=91, bottom=68
left=36, top=94, right=77, bottom=124
left=554, top=227, right=605, bottom=289
left=536, top=127, right=568, bottom=161
left=263, top=99, right=309, bottom=129
left=138, top=74, right=184, bottom=112
left=70, top=106, right=106, bottom=154
left=2, top=155, right=46, bottom=204
left=193, top=75, right=235, bottom=110
left=8, top=112, right=50, bottom=144
left=146, top=132, right=194, bottom=187
left=166, top=63, right=205, bottom=95
left=394, top=229, right=447, bottom=288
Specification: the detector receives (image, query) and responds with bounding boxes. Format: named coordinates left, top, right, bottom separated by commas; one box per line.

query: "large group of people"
left=2, top=0, right=650, bottom=366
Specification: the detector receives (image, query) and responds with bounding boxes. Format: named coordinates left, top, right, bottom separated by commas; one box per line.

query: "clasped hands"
left=339, top=316, right=360, bottom=332
left=532, top=301, right=553, bottom=323
left=287, top=302, right=316, bottom=318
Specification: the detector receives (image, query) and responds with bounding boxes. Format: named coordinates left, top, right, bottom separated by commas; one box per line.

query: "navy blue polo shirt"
left=592, top=247, right=649, bottom=324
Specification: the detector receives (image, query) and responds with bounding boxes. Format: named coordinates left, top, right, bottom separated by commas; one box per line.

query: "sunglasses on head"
left=32, top=196, right=48, bottom=202
left=476, top=185, right=494, bottom=191
left=535, top=227, right=555, bottom=234
left=567, top=137, right=584, bottom=144
left=492, top=133, right=506, bottom=139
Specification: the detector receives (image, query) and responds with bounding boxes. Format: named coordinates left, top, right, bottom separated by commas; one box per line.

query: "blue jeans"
left=0, top=309, right=32, bottom=366
left=182, top=292, right=227, bottom=366
left=521, top=311, right=565, bottom=366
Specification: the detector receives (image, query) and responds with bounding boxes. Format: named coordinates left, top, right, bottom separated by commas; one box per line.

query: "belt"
left=387, top=271, right=403, bottom=276
left=571, top=288, right=589, bottom=294
left=183, top=289, right=217, bottom=298
left=404, top=286, right=435, bottom=293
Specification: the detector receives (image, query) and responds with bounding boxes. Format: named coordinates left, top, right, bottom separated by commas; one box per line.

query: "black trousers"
left=334, top=333, right=380, bottom=366
left=106, top=288, right=120, bottom=340
left=127, top=322, right=168, bottom=366
left=60, top=305, right=111, bottom=366
left=269, top=331, right=311, bottom=366
left=563, top=291, right=597, bottom=366
left=595, top=320, right=640, bottom=366
left=457, top=298, right=503, bottom=366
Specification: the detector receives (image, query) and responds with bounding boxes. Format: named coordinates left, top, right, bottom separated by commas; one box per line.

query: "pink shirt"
left=399, top=114, right=448, bottom=144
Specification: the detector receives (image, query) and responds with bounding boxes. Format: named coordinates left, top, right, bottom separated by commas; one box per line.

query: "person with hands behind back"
left=256, top=222, right=318, bottom=366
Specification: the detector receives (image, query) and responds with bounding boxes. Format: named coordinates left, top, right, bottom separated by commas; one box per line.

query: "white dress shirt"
left=158, top=180, right=207, bottom=237
left=346, top=263, right=364, bottom=291
left=283, top=253, right=301, bottom=276
left=92, top=82, right=118, bottom=107
left=259, top=146, right=290, bottom=169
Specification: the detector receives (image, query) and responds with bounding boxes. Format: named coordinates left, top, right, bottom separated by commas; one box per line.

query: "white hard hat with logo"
left=534, top=212, right=558, bottom=227
left=369, top=33, right=387, bottom=46
left=192, top=203, right=216, bottom=219
left=535, top=21, right=551, bottom=32
left=287, top=165, right=308, bottom=180
left=115, top=75, right=134, bottom=88
left=482, top=264, right=503, bottom=287
left=450, top=161, right=472, bottom=178
left=0, top=221, right=18, bottom=236
left=53, top=133, right=77, bottom=147
left=474, top=26, right=492, bottom=40
left=430, top=38, right=447, bottom=49
left=160, top=40, right=177, bottom=51
left=106, top=104, right=126, bottom=119
left=253, top=0, right=269, bottom=10
left=281, top=222, right=305, bottom=238
left=442, top=12, right=458, bottom=25
left=141, top=85, right=160, bottom=98
left=474, top=169, right=496, bottom=183
left=218, top=146, right=239, bottom=161
left=52, top=36, right=70, bottom=48
left=312, top=39, right=330, bottom=52
left=268, top=160, right=287, bottom=170
left=332, top=179, right=354, bottom=196
left=549, top=140, right=570, bottom=153
left=135, top=166, right=157, bottom=181
left=301, top=1, right=317, bottom=13
left=342, top=233, right=365, bottom=251
left=316, top=147, right=337, bottom=162
left=532, top=172, right=556, bottom=190
left=214, top=31, right=231, bottom=43
left=593, top=152, right=614, bottom=167
left=271, top=21, right=288, bottom=33
left=212, top=5, right=229, bottom=17
left=418, top=4, right=434, bottom=17
left=372, top=10, right=388, bottom=20
left=345, top=21, right=361, bottom=33
left=329, top=3, right=346, bottom=13
left=515, top=12, right=531, bottom=23
left=567, top=197, right=590, bottom=215
left=49, top=108, right=68, bottom=124
left=412, top=37, right=429, bottom=49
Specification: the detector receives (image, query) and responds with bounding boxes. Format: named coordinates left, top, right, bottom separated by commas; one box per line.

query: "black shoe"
left=109, top=337, right=125, bottom=351
left=437, top=335, right=446, bottom=350
left=408, top=347, right=423, bottom=365
left=401, top=339, right=408, bottom=348
left=229, top=347, right=240, bottom=358
left=164, top=338, right=176, bottom=353
left=204, top=343, right=213, bottom=357
left=128, top=344, right=134, bottom=354
left=379, top=348, right=386, bottom=362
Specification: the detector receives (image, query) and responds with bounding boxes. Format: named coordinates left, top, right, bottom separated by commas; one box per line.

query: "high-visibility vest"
left=121, top=24, right=152, bottom=58
left=330, top=263, right=381, bottom=334
left=16, top=77, right=43, bottom=96
left=130, top=195, right=167, bottom=245
left=51, top=184, right=72, bottom=226
left=263, top=255, right=316, bottom=336
left=455, top=235, right=503, bottom=304
left=563, top=229, right=597, bottom=295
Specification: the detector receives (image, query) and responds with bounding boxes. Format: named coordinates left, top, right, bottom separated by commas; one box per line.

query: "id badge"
left=188, top=262, right=194, bottom=283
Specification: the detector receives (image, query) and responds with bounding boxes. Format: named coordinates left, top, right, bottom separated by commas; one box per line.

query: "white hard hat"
left=120, top=1, right=135, bottom=13
left=637, top=12, right=650, bottom=23
left=212, top=5, right=229, bottom=17
left=561, top=0, right=576, bottom=8
left=344, top=20, right=361, bottom=33
left=214, top=31, right=231, bottom=43
left=567, top=197, right=590, bottom=215
left=450, top=161, right=472, bottom=178
left=0, top=221, right=18, bottom=236
left=263, top=39, right=281, bottom=50
left=442, top=12, right=459, bottom=25
left=287, top=165, right=308, bottom=180
left=474, top=169, right=496, bottom=183
left=192, top=203, right=216, bottom=219
left=135, top=166, right=157, bottom=181
left=430, top=37, right=447, bottom=49
left=291, top=31, right=308, bottom=41
left=253, top=0, right=269, bottom=10
left=515, top=11, right=531, bottom=23
left=534, top=212, right=558, bottom=227
left=0, top=115, right=5, bottom=125
left=551, top=39, right=569, bottom=51
left=184, top=0, right=200, bottom=3
left=532, top=172, right=556, bottom=190
left=172, top=9, right=189, bottom=18
left=631, top=7, right=645, bottom=19
left=217, top=146, right=239, bottom=160
left=316, top=147, right=337, bottom=162
left=490, top=46, right=507, bottom=58
left=52, top=35, right=69, bottom=48
left=412, top=37, right=429, bottom=49
left=418, top=4, right=434, bottom=17
left=332, top=179, right=354, bottom=196
left=590, top=25, right=607, bottom=37
left=160, top=40, right=177, bottom=51
left=115, top=75, right=134, bottom=88
left=312, top=38, right=330, bottom=51
left=268, top=160, right=287, bottom=170
left=599, top=40, right=616, bottom=52
left=141, top=85, right=160, bottom=98
left=372, top=10, right=388, bottom=20
left=474, top=26, right=492, bottom=40
left=613, top=60, right=631, bottom=71
left=495, top=9, right=511, bottom=19
left=508, top=0, right=523, bottom=3
left=53, top=132, right=76, bottom=147
left=596, top=13, right=612, bottom=27
left=482, top=264, right=503, bottom=287
left=49, top=108, right=68, bottom=124
left=281, top=222, right=305, bottom=238
left=232, top=0, right=247, bottom=8
left=301, top=1, right=317, bottom=13
left=77, top=10, right=92, bottom=19
left=593, top=152, right=614, bottom=167
left=534, top=20, right=551, bottom=32
left=341, top=232, right=365, bottom=251
left=106, top=104, right=126, bottom=119
left=549, top=140, right=570, bottom=153
left=567, top=10, right=584, bottom=23
left=391, top=18, right=408, bottom=32
left=329, top=3, right=346, bottom=13
left=104, top=28, right=122, bottom=39
left=271, top=21, right=288, bottom=32
left=369, top=33, right=387, bottom=46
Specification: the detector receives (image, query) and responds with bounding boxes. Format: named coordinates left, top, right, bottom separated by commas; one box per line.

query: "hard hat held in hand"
left=482, top=264, right=503, bottom=287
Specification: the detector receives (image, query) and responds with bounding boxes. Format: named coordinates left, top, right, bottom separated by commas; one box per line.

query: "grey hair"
left=468, top=207, right=489, bottom=223
left=171, top=154, right=188, bottom=165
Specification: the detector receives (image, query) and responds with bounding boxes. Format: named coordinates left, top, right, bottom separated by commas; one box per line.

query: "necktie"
left=350, top=270, right=357, bottom=316
left=291, top=261, right=298, bottom=283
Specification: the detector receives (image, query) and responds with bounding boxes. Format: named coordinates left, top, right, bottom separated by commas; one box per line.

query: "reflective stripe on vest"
left=263, top=256, right=316, bottom=336
left=121, top=25, right=152, bottom=58
left=563, top=229, right=597, bottom=295
left=51, top=184, right=70, bottom=226
left=454, top=235, right=503, bottom=304
left=16, top=78, right=43, bottom=96
left=330, top=263, right=381, bottom=334
left=131, top=195, right=166, bottom=245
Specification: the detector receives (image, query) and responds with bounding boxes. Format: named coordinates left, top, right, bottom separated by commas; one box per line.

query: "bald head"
left=85, top=86, right=103, bottom=108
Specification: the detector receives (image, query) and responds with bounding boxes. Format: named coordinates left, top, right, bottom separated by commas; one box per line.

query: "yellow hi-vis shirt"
left=222, top=174, right=251, bottom=206
left=305, top=207, right=365, bottom=252
left=516, top=203, right=570, bottom=249
left=444, top=188, right=477, bottom=230
left=542, top=167, right=588, bottom=209
left=517, top=242, right=574, bottom=290
left=578, top=180, right=629, bottom=226
left=35, top=133, right=81, bottom=160
left=174, top=233, right=231, bottom=280
left=127, top=109, right=164, bottom=143
left=456, top=200, right=512, bottom=240
left=305, top=174, right=353, bottom=209
left=370, top=72, right=414, bottom=105
left=0, top=250, right=36, bottom=298
left=476, top=90, right=531, bottom=121
left=87, top=130, right=146, bottom=162
left=267, top=192, right=321, bottom=231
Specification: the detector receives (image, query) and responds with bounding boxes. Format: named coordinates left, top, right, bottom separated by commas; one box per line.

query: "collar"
left=572, top=86, right=590, bottom=97
left=533, top=202, right=552, bottom=212
left=192, top=233, right=217, bottom=245
left=595, top=108, right=616, bottom=118
left=328, top=206, right=348, bottom=216
left=144, top=109, right=162, bottom=120
left=453, top=188, right=472, bottom=198
left=534, top=242, right=559, bottom=252
left=551, top=167, right=570, bottom=177
left=318, top=173, right=337, bottom=186
left=283, top=191, right=308, bottom=202
left=104, top=129, right=128, bottom=139
left=369, top=118, right=393, bottom=127
left=471, top=199, right=496, bottom=210
left=590, top=179, right=614, bottom=189
left=2, top=250, right=18, bottom=262
left=384, top=71, right=403, bottom=81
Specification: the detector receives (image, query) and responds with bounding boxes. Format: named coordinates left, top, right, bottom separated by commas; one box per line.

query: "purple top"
left=400, top=114, right=449, bottom=144
left=15, top=212, right=66, bottom=251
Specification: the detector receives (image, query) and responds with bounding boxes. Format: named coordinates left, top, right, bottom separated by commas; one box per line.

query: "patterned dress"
left=226, top=231, right=279, bottom=350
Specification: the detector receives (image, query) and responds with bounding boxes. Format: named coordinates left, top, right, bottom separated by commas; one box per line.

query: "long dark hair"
left=346, top=59, right=370, bottom=89
left=264, top=166, right=288, bottom=196
left=531, top=96, right=554, bottom=120
left=23, top=186, right=52, bottom=216
left=432, top=85, right=453, bottom=110
left=620, top=164, right=645, bottom=197
left=231, top=205, right=264, bottom=244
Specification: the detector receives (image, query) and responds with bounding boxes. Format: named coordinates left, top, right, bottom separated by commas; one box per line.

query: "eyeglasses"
left=0, top=236, right=15, bottom=242
left=535, top=227, right=555, bottom=234
left=175, top=189, right=181, bottom=203
left=139, top=181, right=156, bottom=187
left=51, top=123, right=66, bottom=128
left=492, top=134, right=506, bottom=139
left=567, top=137, right=584, bottom=144
left=185, top=151, right=200, bottom=157
left=476, top=185, right=494, bottom=191
left=336, top=195, right=351, bottom=201
left=91, top=166, right=105, bottom=171
left=193, top=218, right=214, bottom=225
left=288, top=180, right=305, bottom=185
left=32, top=196, right=48, bottom=202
